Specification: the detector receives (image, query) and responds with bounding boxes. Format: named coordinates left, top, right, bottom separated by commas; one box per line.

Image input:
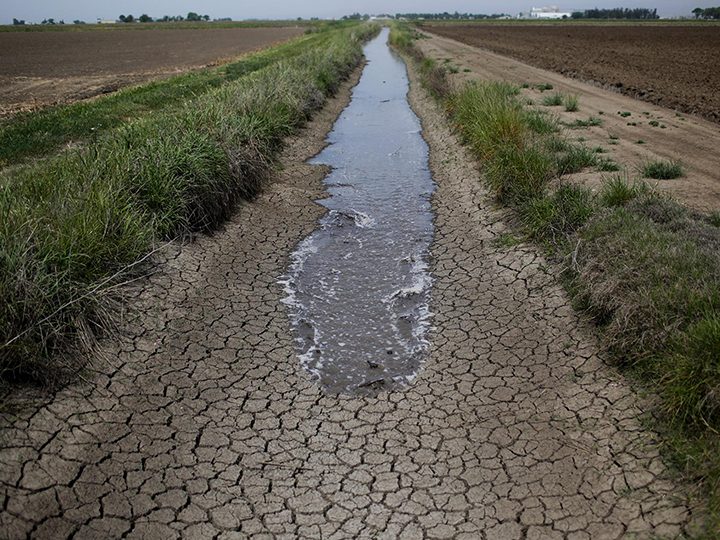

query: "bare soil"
left=417, top=31, right=720, bottom=213
left=423, top=24, right=720, bottom=124
left=0, top=26, right=303, bottom=116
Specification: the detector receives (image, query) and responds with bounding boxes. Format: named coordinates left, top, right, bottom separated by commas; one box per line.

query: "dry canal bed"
left=0, top=26, right=304, bottom=116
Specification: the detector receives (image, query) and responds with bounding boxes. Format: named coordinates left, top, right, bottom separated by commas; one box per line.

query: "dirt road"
left=418, top=31, right=720, bottom=213
left=0, top=27, right=303, bottom=116
left=0, top=48, right=699, bottom=538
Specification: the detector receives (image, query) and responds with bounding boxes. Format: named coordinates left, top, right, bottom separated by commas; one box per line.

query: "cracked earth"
left=0, top=51, right=700, bottom=539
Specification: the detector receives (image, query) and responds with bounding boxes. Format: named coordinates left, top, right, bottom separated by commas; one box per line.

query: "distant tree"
left=118, top=14, right=134, bottom=23
left=138, top=14, right=152, bottom=22
left=73, top=19, right=85, bottom=24
left=202, top=15, right=210, bottom=21
left=186, top=11, right=201, bottom=21
left=41, top=18, right=55, bottom=24
left=12, top=18, right=25, bottom=25
left=692, top=7, right=704, bottom=18
left=58, top=19, right=65, bottom=24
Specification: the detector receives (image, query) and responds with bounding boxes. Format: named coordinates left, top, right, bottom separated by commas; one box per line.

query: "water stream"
left=281, top=28, right=436, bottom=394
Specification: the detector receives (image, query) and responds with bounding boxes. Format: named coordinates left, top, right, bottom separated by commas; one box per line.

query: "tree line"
left=118, top=12, right=210, bottom=23
left=571, top=8, right=659, bottom=19
left=395, top=12, right=509, bottom=19
left=692, top=6, right=720, bottom=18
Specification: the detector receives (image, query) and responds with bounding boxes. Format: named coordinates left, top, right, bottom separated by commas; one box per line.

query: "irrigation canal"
left=281, top=28, right=436, bottom=394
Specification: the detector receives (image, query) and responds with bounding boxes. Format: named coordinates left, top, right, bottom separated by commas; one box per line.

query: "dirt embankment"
left=0, top=26, right=303, bottom=116
left=423, top=24, right=720, bottom=124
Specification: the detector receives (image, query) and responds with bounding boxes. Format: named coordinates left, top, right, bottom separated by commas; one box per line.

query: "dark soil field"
left=422, top=24, right=720, bottom=123
left=0, top=26, right=304, bottom=115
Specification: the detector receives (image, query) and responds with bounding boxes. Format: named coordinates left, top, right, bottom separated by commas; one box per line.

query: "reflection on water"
left=280, top=28, right=436, bottom=394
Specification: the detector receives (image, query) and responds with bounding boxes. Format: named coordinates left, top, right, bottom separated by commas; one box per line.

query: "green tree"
left=138, top=14, right=152, bottom=22
left=186, top=11, right=201, bottom=21
left=12, top=18, right=25, bottom=25
left=692, top=7, right=704, bottom=18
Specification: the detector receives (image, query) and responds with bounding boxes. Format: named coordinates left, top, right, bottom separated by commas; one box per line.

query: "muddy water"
left=281, top=28, right=436, bottom=394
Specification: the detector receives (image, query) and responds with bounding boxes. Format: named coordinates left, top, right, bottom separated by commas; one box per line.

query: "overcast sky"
left=2, top=0, right=716, bottom=23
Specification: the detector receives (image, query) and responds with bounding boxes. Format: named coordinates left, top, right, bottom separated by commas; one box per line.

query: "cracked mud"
left=0, top=38, right=699, bottom=539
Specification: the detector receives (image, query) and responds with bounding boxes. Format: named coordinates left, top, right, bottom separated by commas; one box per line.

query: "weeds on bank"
left=0, top=23, right=379, bottom=383
left=391, top=23, right=720, bottom=535
left=641, top=159, right=684, bottom=180
left=564, top=94, right=579, bottom=112
left=542, top=92, right=564, bottom=106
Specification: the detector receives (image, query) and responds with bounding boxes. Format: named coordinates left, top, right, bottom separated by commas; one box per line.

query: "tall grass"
left=0, top=24, right=378, bottom=382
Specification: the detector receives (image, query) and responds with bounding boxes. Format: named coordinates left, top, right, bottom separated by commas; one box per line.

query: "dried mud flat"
left=0, top=52, right=701, bottom=538
left=0, top=27, right=303, bottom=116
left=423, top=24, right=720, bottom=124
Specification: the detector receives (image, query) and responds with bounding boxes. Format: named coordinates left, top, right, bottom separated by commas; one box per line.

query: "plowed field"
left=0, top=26, right=304, bottom=116
left=422, top=24, right=720, bottom=123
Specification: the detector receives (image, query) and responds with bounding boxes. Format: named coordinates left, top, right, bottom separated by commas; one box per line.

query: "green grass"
left=641, top=159, right=684, bottom=180
left=0, top=30, right=344, bottom=167
left=555, top=144, right=597, bottom=175
left=599, top=174, right=650, bottom=206
left=564, top=94, right=579, bottom=112
left=565, top=116, right=603, bottom=128
left=542, top=92, right=564, bottom=106
left=521, top=184, right=596, bottom=243
left=0, top=23, right=378, bottom=383
left=596, top=158, right=621, bottom=172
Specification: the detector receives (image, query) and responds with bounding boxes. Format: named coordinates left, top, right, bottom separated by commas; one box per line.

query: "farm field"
left=421, top=23, right=720, bottom=124
left=416, top=29, right=720, bottom=212
left=0, top=26, right=304, bottom=116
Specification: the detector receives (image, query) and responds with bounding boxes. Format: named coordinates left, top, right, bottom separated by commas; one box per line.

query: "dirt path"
left=0, top=51, right=699, bottom=538
left=419, top=30, right=720, bottom=213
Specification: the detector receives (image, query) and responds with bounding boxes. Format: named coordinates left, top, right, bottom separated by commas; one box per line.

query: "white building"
left=528, top=6, right=572, bottom=18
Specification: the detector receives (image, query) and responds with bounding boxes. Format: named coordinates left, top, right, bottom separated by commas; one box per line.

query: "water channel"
left=281, top=28, right=437, bottom=394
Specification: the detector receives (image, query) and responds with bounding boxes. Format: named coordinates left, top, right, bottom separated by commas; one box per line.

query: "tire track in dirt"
left=0, top=48, right=699, bottom=538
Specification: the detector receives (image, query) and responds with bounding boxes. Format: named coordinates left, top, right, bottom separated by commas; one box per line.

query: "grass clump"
left=555, top=144, right=597, bottom=175
left=641, top=159, right=684, bottom=180
left=542, top=92, right=564, bottom=106
left=566, top=116, right=603, bottom=129
left=596, top=158, right=621, bottom=172
left=0, top=24, right=378, bottom=383
left=564, top=94, right=579, bottom=112
left=599, top=174, right=649, bottom=206
left=447, top=81, right=554, bottom=205
left=522, top=184, right=596, bottom=243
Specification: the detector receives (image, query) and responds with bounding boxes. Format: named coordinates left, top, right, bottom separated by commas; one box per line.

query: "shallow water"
left=281, top=28, right=436, bottom=394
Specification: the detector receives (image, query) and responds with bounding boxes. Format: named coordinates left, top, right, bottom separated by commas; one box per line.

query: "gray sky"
left=2, top=0, right=716, bottom=24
